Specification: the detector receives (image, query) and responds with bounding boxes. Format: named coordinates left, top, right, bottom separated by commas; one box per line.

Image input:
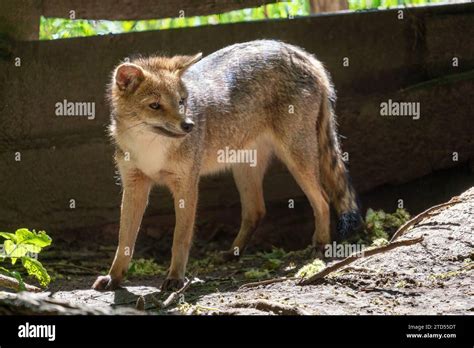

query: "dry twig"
left=152, top=278, right=196, bottom=310
left=299, top=237, right=424, bottom=286
left=390, top=197, right=461, bottom=241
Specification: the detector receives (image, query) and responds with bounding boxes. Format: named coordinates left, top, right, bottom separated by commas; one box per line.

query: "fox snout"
left=161, top=116, right=194, bottom=135
left=180, top=119, right=194, bottom=133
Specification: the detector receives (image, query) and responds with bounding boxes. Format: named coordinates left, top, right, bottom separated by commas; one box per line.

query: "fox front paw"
left=92, top=275, right=120, bottom=291
left=161, top=277, right=184, bottom=291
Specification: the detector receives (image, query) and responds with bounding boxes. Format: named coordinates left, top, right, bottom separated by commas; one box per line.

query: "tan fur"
left=92, top=41, right=359, bottom=291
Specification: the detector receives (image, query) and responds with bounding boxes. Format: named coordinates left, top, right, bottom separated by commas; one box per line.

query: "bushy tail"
left=317, top=91, right=363, bottom=239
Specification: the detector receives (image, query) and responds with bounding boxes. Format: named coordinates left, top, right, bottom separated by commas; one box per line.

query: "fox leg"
left=161, top=176, right=199, bottom=291
left=93, top=165, right=151, bottom=291
left=275, top=140, right=331, bottom=252
left=219, top=143, right=272, bottom=261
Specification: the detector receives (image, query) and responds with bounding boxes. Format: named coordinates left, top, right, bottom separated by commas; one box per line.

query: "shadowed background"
left=0, top=1, right=473, bottom=250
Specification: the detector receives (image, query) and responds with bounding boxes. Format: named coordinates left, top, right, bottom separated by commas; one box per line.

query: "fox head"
left=109, top=53, right=202, bottom=138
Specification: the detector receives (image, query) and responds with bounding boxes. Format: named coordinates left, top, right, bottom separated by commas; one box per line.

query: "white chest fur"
left=116, top=126, right=172, bottom=179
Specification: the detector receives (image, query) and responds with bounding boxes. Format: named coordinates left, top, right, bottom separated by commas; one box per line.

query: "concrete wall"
left=0, top=3, right=473, bottom=232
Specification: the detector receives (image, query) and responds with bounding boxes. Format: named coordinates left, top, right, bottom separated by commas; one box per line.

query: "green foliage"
left=263, top=258, right=284, bottom=270
left=244, top=268, right=271, bottom=279
left=365, top=208, right=410, bottom=240
left=21, top=257, right=50, bottom=287
left=293, top=208, right=410, bottom=279
left=295, top=258, right=325, bottom=278
left=39, top=0, right=444, bottom=40
left=0, top=228, right=52, bottom=288
left=370, top=237, right=390, bottom=247
left=343, top=208, right=410, bottom=246
left=128, top=258, right=166, bottom=276
left=257, top=247, right=287, bottom=270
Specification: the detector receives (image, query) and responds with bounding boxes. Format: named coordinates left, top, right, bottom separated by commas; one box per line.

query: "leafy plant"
left=295, top=259, right=325, bottom=278
left=257, top=247, right=287, bottom=270
left=344, top=208, right=411, bottom=246
left=365, top=208, right=410, bottom=240
left=128, top=258, right=166, bottom=276
left=0, top=228, right=52, bottom=289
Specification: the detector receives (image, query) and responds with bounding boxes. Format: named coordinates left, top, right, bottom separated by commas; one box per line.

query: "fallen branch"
left=228, top=299, right=310, bottom=315
left=0, top=274, right=41, bottom=292
left=299, top=237, right=424, bottom=286
left=239, top=276, right=299, bottom=290
left=162, top=280, right=193, bottom=308
left=390, top=197, right=461, bottom=242
left=151, top=278, right=195, bottom=310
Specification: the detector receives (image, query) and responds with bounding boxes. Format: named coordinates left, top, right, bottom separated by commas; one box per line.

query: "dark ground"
left=32, top=187, right=474, bottom=315
left=1, top=166, right=472, bottom=315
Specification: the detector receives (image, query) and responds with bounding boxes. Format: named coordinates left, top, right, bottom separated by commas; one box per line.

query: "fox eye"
left=149, top=102, right=161, bottom=110
left=179, top=98, right=186, bottom=106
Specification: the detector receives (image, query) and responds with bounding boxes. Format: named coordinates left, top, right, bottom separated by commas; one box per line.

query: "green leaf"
left=4, top=240, right=26, bottom=264
left=4, top=239, right=42, bottom=260
left=22, top=257, right=51, bottom=287
left=15, top=229, right=52, bottom=248
left=10, top=271, right=26, bottom=292
left=0, top=232, right=17, bottom=243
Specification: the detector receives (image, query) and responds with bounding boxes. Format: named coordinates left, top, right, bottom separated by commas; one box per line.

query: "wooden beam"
left=42, top=0, right=280, bottom=20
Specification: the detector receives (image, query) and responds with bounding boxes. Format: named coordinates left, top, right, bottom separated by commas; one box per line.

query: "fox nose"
left=180, top=120, right=194, bottom=133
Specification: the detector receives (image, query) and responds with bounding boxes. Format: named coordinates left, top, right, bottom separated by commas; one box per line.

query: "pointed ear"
left=172, top=53, right=202, bottom=75
left=114, top=63, right=144, bottom=92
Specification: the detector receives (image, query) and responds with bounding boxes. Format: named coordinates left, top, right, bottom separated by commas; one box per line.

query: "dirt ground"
left=1, top=188, right=472, bottom=315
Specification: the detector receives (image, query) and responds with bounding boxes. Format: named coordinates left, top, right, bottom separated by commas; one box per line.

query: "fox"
left=92, top=40, right=362, bottom=291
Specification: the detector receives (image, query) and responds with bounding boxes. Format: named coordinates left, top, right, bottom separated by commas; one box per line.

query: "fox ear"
left=114, top=63, right=144, bottom=92
left=173, top=53, right=202, bottom=75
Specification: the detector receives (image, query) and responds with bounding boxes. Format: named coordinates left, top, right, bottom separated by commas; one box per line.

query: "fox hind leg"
left=274, top=136, right=331, bottom=253
left=220, top=141, right=272, bottom=261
